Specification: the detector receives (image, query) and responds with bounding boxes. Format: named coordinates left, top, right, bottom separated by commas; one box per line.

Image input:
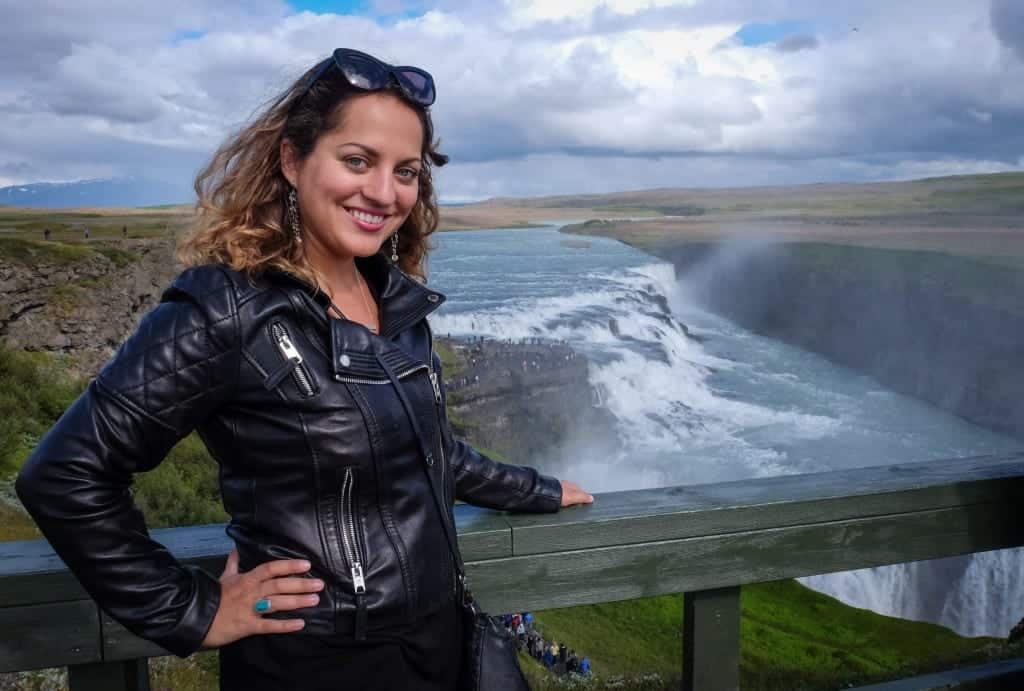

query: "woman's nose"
left=362, top=169, right=396, bottom=207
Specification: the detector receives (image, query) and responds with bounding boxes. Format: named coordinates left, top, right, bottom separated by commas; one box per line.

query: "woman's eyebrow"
left=339, top=142, right=422, bottom=166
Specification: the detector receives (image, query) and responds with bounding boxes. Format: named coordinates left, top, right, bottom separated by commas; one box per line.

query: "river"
left=427, top=224, right=1023, bottom=638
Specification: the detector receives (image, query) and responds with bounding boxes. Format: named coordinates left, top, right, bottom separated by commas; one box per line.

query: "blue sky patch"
left=734, top=21, right=814, bottom=46
left=290, top=0, right=368, bottom=14
left=288, top=0, right=425, bottom=19
left=171, top=29, right=206, bottom=44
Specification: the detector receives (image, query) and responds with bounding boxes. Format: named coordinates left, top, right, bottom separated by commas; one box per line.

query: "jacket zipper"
left=270, top=322, right=316, bottom=397
left=428, top=369, right=447, bottom=504
left=333, top=364, right=427, bottom=385
left=339, top=466, right=369, bottom=638
left=340, top=467, right=367, bottom=594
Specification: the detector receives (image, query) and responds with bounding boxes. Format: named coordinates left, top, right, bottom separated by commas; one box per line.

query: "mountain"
left=0, top=177, right=192, bottom=208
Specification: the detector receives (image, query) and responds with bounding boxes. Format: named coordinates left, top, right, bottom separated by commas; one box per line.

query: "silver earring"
left=390, top=233, right=399, bottom=262
left=287, top=187, right=302, bottom=244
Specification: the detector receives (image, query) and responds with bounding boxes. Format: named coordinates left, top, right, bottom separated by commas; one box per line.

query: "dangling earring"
left=287, top=187, right=302, bottom=244
left=390, top=233, right=399, bottom=262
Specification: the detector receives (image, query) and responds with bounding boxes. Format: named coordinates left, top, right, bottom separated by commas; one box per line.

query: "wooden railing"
left=2, top=452, right=1024, bottom=690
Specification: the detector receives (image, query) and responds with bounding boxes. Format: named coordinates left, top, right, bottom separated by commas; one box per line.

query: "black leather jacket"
left=15, top=254, right=562, bottom=658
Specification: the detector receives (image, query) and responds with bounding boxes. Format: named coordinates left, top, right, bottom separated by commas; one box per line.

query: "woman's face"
left=282, top=92, right=424, bottom=266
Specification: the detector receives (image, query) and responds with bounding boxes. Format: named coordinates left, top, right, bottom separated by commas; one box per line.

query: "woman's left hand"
left=560, top=480, right=594, bottom=507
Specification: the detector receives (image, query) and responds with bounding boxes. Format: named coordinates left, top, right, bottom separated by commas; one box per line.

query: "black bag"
left=456, top=575, right=531, bottom=691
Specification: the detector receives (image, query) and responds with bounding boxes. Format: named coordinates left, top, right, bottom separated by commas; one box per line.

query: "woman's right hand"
left=201, top=548, right=324, bottom=649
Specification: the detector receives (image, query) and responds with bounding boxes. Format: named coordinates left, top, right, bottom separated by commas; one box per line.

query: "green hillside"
left=522, top=580, right=1019, bottom=690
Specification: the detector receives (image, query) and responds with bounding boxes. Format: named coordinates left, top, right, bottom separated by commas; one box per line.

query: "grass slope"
left=525, top=580, right=1017, bottom=691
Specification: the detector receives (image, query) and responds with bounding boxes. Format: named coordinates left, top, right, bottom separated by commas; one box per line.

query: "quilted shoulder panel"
left=97, top=266, right=241, bottom=433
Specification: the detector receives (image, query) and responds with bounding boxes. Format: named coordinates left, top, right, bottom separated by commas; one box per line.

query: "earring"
left=286, top=187, right=302, bottom=244
left=390, top=233, right=399, bottom=262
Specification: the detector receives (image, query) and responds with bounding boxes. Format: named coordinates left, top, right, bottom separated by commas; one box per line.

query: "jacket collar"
left=266, top=253, right=446, bottom=339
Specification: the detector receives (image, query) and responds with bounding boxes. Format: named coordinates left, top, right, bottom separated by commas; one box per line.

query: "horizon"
left=4, top=169, right=1024, bottom=211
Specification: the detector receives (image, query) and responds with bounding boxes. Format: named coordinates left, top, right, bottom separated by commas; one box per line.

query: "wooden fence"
left=2, top=452, right=1023, bottom=690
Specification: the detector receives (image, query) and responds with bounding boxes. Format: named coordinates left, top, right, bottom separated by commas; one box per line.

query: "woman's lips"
left=345, top=206, right=389, bottom=231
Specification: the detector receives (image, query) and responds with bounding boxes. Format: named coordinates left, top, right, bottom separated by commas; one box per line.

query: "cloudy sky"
left=2, top=0, right=1024, bottom=201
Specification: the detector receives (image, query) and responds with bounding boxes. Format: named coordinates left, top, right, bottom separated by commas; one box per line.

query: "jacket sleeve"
left=448, top=439, right=562, bottom=513
left=434, top=353, right=562, bottom=513
left=14, top=266, right=240, bottom=658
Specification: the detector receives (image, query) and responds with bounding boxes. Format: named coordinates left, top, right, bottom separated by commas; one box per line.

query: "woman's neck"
left=304, top=244, right=363, bottom=300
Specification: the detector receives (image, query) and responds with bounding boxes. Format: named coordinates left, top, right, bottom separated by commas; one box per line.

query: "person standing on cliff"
left=16, top=47, right=593, bottom=691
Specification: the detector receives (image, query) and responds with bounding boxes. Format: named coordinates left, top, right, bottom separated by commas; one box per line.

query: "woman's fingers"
left=249, top=558, right=311, bottom=581
left=252, top=593, right=321, bottom=614
left=559, top=479, right=594, bottom=507
left=255, top=617, right=308, bottom=635
left=202, top=557, right=316, bottom=649
left=259, top=576, right=325, bottom=597
left=220, top=548, right=240, bottom=579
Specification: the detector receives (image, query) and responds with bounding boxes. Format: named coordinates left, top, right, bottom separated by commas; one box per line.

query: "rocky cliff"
left=661, top=240, right=1024, bottom=441
left=439, top=337, right=618, bottom=468
left=0, top=237, right=179, bottom=375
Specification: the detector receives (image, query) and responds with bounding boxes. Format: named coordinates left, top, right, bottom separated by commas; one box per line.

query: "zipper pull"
left=276, top=333, right=303, bottom=364
left=351, top=563, right=366, bottom=594
left=429, top=371, right=442, bottom=404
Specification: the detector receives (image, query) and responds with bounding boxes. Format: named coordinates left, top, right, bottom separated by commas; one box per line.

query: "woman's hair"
left=178, top=60, right=448, bottom=284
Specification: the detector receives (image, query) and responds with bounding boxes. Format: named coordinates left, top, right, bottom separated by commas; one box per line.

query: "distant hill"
left=0, top=177, right=192, bottom=209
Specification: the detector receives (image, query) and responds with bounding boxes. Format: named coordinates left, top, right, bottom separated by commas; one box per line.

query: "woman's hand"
left=201, top=549, right=324, bottom=649
left=560, top=480, right=594, bottom=507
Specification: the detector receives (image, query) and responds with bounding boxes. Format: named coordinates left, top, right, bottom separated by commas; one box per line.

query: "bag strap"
left=377, top=353, right=467, bottom=580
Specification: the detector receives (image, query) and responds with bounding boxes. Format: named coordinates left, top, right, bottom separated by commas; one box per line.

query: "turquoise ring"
left=254, top=598, right=272, bottom=614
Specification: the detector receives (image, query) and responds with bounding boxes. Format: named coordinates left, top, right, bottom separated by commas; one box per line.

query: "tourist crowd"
left=500, top=612, right=592, bottom=677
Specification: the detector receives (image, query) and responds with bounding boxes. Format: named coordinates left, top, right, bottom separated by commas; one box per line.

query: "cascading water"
left=428, top=225, right=1023, bottom=637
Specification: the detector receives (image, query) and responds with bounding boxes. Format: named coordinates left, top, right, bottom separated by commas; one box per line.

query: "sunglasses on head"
left=296, top=48, right=436, bottom=108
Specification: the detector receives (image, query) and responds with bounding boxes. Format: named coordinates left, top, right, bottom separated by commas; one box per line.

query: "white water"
left=427, top=226, right=1024, bottom=637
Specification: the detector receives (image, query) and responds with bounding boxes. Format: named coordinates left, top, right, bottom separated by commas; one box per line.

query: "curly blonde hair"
left=178, top=59, right=448, bottom=284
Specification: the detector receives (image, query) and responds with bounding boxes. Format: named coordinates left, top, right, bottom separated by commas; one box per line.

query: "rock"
left=440, top=336, right=620, bottom=467
left=0, top=239, right=179, bottom=376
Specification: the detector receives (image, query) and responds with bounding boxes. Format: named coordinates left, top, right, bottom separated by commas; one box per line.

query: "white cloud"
left=502, top=0, right=699, bottom=29
left=0, top=0, right=1022, bottom=199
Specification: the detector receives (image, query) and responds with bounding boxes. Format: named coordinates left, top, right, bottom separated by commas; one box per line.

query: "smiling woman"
left=15, top=47, right=593, bottom=691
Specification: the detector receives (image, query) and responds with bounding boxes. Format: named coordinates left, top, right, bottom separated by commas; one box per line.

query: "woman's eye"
left=344, top=156, right=368, bottom=170
left=397, top=168, right=420, bottom=181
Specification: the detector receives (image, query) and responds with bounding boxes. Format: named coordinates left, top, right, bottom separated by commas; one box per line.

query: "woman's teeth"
left=348, top=208, right=385, bottom=225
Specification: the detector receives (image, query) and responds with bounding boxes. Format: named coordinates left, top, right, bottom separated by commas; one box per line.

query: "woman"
left=15, top=48, right=593, bottom=690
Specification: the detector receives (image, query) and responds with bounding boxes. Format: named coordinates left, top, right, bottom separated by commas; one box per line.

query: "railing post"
left=68, top=659, right=150, bottom=691
left=682, top=586, right=741, bottom=691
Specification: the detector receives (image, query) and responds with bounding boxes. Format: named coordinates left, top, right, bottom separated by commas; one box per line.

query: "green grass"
left=0, top=346, right=86, bottom=477
left=435, top=338, right=465, bottom=377
left=0, top=342, right=224, bottom=532
left=0, top=501, right=41, bottom=541
left=0, top=237, right=95, bottom=265
left=133, top=433, right=228, bottom=528
left=523, top=580, right=1019, bottom=691
left=0, top=237, right=139, bottom=267
left=94, top=246, right=138, bottom=267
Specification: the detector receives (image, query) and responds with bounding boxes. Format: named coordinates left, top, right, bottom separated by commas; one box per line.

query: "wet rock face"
left=665, top=241, right=1024, bottom=441
left=440, top=337, right=620, bottom=468
left=0, top=239, right=179, bottom=376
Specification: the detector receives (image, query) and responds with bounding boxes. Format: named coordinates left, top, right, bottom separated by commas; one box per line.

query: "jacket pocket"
left=264, top=321, right=319, bottom=397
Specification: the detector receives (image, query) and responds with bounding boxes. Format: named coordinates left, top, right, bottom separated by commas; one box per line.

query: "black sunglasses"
left=296, top=48, right=436, bottom=107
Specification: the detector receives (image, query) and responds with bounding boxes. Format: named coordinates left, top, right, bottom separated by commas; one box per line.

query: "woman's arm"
left=447, top=439, right=593, bottom=510
left=15, top=267, right=240, bottom=657
left=433, top=350, right=593, bottom=512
